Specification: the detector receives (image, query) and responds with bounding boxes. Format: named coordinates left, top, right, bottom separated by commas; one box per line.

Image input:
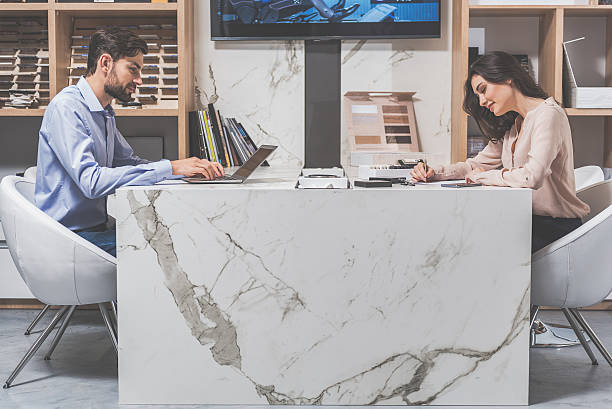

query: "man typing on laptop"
left=35, top=27, right=224, bottom=257
left=184, top=145, right=277, bottom=184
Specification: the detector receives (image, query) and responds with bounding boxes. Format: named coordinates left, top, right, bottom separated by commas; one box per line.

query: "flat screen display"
left=211, top=0, right=440, bottom=40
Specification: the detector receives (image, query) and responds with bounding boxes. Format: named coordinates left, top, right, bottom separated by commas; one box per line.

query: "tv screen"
left=211, top=0, right=440, bottom=40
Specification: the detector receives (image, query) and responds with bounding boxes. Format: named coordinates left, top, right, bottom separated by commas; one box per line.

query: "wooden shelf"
left=0, top=2, right=177, bottom=13
left=470, top=6, right=557, bottom=17
left=563, top=5, right=612, bottom=16
left=0, top=109, right=46, bottom=117
left=0, top=3, right=48, bottom=12
left=565, top=108, right=612, bottom=117
left=55, top=2, right=177, bottom=16
left=114, top=108, right=178, bottom=117
left=55, top=3, right=176, bottom=10
left=470, top=5, right=612, bottom=17
left=0, top=108, right=179, bottom=117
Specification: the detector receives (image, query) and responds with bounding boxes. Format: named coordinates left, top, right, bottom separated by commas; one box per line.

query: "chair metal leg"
left=530, top=305, right=540, bottom=347
left=44, top=305, right=77, bottom=361
left=24, top=304, right=51, bottom=335
left=570, top=308, right=612, bottom=367
left=110, top=301, right=118, bottom=336
left=98, top=303, right=118, bottom=356
left=3, top=306, right=69, bottom=389
left=561, top=308, right=598, bottom=365
left=530, top=305, right=540, bottom=329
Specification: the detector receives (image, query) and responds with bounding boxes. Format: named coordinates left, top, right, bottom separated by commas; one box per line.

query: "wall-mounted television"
left=211, top=0, right=440, bottom=40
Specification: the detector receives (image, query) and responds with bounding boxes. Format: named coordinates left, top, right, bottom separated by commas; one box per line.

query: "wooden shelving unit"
left=0, top=0, right=193, bottom=158
left=0, top=108, right=46, bottom=117
left=452, top=0, right=612, bottom=167
left=54, top=3, right=177, bottom=12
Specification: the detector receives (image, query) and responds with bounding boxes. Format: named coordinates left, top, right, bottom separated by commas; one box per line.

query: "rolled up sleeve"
left=432, top=139, right=504, bottom=181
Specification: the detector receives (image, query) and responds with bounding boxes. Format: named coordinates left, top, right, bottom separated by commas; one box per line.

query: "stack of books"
left=189, top=103, right=268, bottom=167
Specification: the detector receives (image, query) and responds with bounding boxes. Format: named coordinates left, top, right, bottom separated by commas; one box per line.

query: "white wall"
left=194, top=0, right=453, bottom=168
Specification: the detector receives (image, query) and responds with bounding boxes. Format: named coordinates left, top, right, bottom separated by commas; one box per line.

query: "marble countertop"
left=115, top=168, right=532, bottom=405
left=118, top=167, right=528, bottom=192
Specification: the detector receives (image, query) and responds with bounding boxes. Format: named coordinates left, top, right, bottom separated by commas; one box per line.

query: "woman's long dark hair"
left=463, top=51, right=548, bottom=142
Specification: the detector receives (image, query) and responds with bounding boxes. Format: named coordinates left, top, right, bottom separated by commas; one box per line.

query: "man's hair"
left=86, top=27, right=148, bottom=76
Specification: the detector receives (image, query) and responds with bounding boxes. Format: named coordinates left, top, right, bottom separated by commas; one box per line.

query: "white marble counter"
left=115, top=167, right=532, bottom=405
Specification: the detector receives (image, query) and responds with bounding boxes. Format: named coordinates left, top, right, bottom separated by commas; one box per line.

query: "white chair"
left=0, top=176, right=118, bottom=389
left=19, top=165, right=117, bottom=337
left=574, top=165, right=604, bottom=191
left=23, top=166, right=36, bottom=182
left=531, top=179, right=612, bottom=366
left=18, top=165, right=51, bottom=336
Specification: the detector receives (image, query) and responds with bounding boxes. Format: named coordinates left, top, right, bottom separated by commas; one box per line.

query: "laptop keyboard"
left=216, top=174, right=237, bottom=180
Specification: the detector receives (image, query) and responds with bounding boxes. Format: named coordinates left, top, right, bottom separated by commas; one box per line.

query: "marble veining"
left=204, top=64, right=219, bottom=105
left=389, top=50, right=416, bottom=66
left=342, top=40, right=367, bottom=65
left=197, top=41, right=304, bottom=167
left=268, top=41, right=302, bottom=94
left=117, top=170, right=531, bottom=405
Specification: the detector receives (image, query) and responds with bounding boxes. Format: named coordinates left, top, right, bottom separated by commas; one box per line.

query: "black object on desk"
left=354, top=179, right=392, bottom=188
left=369, top=177, right=406, bottom=184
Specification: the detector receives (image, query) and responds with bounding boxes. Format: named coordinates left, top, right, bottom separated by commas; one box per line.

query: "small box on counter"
left=297, top=167, right=348, bottom=189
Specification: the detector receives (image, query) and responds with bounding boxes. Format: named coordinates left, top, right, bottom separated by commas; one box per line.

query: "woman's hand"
left=171, top=157, right=225, bottom=179
left=411, top=162, right=435, bottom=182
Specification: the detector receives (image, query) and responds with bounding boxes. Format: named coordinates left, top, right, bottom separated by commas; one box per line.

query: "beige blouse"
left=434, top=97, right=590, bottom=219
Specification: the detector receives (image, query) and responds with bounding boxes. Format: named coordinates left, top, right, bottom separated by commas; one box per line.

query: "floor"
left=0, top=309, right=611, bottom=409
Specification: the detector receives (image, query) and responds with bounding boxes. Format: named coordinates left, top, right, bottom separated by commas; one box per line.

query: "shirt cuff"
left=151, top=159, right=174, bottom=183
left=431, top=163, right=470, bottom=181
left=472, top=169, right=505, bottom=186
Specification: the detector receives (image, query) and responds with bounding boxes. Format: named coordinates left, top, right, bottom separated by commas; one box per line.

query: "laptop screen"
left=233, top=145, right=277, bottom=179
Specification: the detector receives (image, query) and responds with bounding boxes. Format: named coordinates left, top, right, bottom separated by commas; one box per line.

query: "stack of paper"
left=8, top=90, right=37, bottom=108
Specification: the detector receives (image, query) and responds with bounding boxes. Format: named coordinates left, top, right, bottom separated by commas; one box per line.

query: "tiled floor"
left=1, top=309, right=611, bottom=408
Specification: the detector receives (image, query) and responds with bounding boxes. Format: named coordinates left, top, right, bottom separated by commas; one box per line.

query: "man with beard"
left=35, top=27, right=223, bottom=257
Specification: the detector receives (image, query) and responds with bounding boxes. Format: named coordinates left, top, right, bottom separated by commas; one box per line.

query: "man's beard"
left=104, top=68, right=133, bottom=103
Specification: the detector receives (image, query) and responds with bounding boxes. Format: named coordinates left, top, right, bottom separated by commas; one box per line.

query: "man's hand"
left=171, top=157, right=225, bottom=180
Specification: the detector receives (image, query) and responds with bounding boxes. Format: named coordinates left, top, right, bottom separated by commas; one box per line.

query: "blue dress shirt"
left=35, top=77, right=174, bottom=230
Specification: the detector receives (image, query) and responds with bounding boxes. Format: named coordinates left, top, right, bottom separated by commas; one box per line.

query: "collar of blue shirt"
left=76, top=76, right=115, bottom=117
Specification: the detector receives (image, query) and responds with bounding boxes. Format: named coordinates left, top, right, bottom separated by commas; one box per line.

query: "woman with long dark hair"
left=412, top=51, right=589, bottom=252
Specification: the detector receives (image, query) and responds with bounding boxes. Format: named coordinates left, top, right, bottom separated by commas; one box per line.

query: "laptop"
left=183, top=144, right=278, bottom=184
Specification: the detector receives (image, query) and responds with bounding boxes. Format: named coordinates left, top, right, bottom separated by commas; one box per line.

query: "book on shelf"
left=207, top=103, right=228, bottom=167
left=222, top=119, right=241, bottom=166
left=189, top=104, right=269, bottom=167
left=189, top=111, right=204, bottom=160
left=202, top=110, right=217, bottom=162
left=226, top=118, right=249, bottom=164
left=215, top=109, right=232, bottom=167
left=233, top=118, right=269, bottom=166
left=218, top=112, right=236, bottom=166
